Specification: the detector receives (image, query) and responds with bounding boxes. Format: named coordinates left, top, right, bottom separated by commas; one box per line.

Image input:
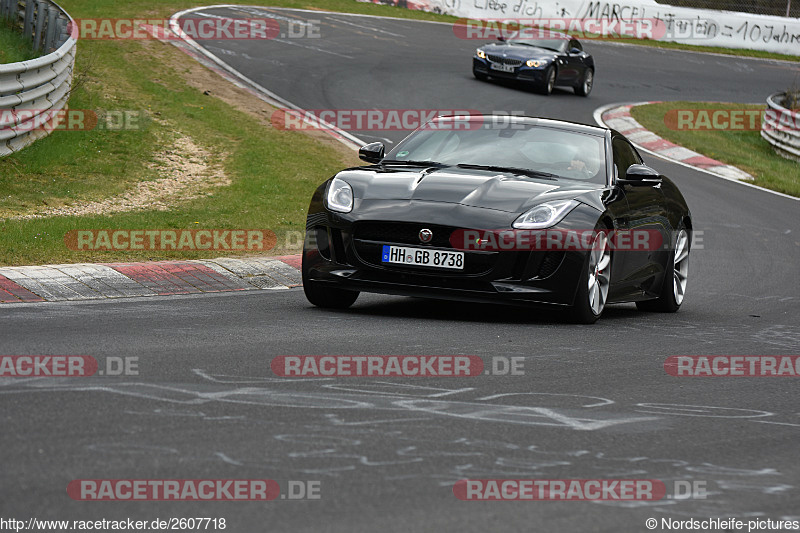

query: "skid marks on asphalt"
left=2, top=369, right=797, bottom=511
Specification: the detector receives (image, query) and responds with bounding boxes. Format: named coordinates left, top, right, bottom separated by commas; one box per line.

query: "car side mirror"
left=569, top=47, right=582, bottom=55
left=621, top=164, right=662, bottom=184
left=358, top=142, right=385, bottom=163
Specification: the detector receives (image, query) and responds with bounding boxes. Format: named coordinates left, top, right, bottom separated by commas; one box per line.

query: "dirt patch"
left=11, top=134, right=228, bottom=220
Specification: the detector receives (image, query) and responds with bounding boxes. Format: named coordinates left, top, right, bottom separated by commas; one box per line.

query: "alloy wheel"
left=673, top=229, right=689, bottom=305
left=588, top=232, right=611, bottom=315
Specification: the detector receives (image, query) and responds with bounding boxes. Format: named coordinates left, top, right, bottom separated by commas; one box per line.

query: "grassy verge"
left=0, top=37, right=360, bottom=264
left=0, top=18, right=38, bottom=63
left=1, top=1, right=797, bottom=266
left=630, top=101, right=800, bottom=197
left=0, top=2, right=375, bottom=266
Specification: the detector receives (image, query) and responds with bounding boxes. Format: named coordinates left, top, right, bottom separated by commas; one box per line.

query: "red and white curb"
left=0, top=255, right=302, bottom=304
left=595, top=102, right=754, bottom=182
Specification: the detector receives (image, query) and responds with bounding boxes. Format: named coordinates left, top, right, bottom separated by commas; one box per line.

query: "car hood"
left=481, top=42, right=558, bottom=61
left=335, top=165, right=604, bottom=214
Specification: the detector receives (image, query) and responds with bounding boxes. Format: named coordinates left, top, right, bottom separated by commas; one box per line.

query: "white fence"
left=373, top=0, right=800, bottom=55
left=0, top=0, right=77, bottom=156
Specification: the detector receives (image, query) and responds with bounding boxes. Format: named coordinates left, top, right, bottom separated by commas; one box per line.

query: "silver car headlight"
left=513, top=199, right=579, bottom=229
left=476, top=49, right=487, bottom=59
left=326, top=177, right=354, bottom=213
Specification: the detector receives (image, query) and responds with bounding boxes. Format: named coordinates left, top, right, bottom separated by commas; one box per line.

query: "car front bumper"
left=473, top=57, right=548, bottom=83
left=302, top=202, right=605, bottom=309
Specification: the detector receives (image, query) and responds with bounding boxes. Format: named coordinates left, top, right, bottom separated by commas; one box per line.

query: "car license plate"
left=490, top=62, right=515, bottom=73
left=381, top=245, right=464, bottom=270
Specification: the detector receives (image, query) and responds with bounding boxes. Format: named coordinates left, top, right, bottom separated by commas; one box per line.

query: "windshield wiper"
left=381, top=160, right=448, bottom=167
left=456, top=164, right=557, bottom=180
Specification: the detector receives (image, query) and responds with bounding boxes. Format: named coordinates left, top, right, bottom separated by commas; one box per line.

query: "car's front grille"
left=353, top=222, right=455, bottom=248
left=486, top=54, right=522, bottom=66
left=352, top=222, right=498, bottom=276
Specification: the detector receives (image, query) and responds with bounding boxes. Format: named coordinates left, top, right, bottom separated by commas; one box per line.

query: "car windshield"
left=505, top=38, right=568, bottom=53
left=384, top=119, right=607, bottom=184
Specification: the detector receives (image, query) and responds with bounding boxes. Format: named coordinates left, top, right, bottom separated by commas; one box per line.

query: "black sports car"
left=473, top=35, right=594, bottom=96
left=301, top=115, right=691, bottom=323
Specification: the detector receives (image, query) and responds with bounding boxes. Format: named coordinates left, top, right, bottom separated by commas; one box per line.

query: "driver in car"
left=567, top=151, right=601, bottom=179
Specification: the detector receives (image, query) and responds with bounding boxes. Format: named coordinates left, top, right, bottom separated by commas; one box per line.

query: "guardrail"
left=0, top=0, right=77, bottom=157
left=762, top=92, right=800, bottom=163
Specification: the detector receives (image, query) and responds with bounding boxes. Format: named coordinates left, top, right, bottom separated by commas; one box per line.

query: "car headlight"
left=326, top=178, right=353, bottom=213
left=513, top=199, right=579, bottom=229
left=526, top=59, right=544, bottom=67
left=476, top=49, right=486, bottom=59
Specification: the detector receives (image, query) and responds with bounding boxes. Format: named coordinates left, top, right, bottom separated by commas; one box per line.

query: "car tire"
left=536, top=66, right=556, bottom=95
left=303, top=275, right=359, bottom=309
left=301, top=244, right=359, bottom=309
left=574, top=68, right=593, bottom=97
left=473, top=69, right=488, bottom=81
left=567, top=228, right=612, bottom=324
left=636, top=226, right=689, bottom=313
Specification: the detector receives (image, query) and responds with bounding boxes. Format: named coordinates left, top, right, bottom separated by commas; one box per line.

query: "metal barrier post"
left=23, top=0, right=35, bottom=38
left=44, top=4, right=56, bottom=51
left=32, top=0, right=45, bottom=51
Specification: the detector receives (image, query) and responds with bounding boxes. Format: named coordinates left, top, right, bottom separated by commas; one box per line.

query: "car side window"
left=631, top=144, right=644, bottom=164
left=612, top=137, right=641, bottom=180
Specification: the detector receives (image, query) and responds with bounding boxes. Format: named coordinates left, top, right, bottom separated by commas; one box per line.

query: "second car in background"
left=473, top=34, right=594, bottom=96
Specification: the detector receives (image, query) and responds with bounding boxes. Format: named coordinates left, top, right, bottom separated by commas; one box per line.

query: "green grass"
left=0, top=13, right=360, bottom=265
left=630, top=101, right=800, bottom=197
left=0, top=19, right=38, bottom=63
left=2, top=1, right=797, bottom=266
left=2, top=0, right=462, bottom=266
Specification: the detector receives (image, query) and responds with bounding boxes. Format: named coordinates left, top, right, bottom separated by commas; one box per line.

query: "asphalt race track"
left=1, top=7, right=799, bottom=532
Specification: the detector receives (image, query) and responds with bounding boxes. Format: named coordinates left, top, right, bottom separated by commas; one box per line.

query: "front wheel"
left=303, top=276, right=359, bottom=309
left=536, top=66, right=556, bottom=95
left=636, top=227, right=689, bottom=313
left=574, top=68, right=593, bottom=97
left=302, top=247, right=359, bottom=309
left=568, top=230, right=611, bottom=324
